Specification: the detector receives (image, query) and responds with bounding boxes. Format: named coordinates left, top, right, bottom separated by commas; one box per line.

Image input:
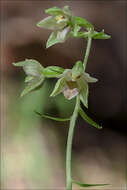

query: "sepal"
left=77, top=76, right=89, bottom=108
left=50, top=77, right=65, bottom=97
left=21, top=76, right=45, bottom=97
left=72, top=61, right=84, bottom=80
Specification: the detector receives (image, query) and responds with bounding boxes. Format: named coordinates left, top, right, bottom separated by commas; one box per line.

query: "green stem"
left=83, top=35, right=92, bottom=70
left=66, top=95, right=80, bottom=190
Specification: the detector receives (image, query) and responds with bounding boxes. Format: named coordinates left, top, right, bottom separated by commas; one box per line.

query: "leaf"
left=43, top=66, right=64, bottom=78
left=50, top=77, right=65, bottom=97
left=74, top=16, right=94, bottom=31
left=72, top=61, right=84, bottom=80
left=13, top=59, right=43, bottom=77
left=34, top=110, right=70, bottom=121
left=83, top=72, right=98, bottom=83
left=21, top=76, right=45, bottom=97
left=73, top=181, right=109, bottom=187
left=77, top=76, right=89, bottom=108
left=45, top=6, right=64, bottom=16
left=92, top=30, right=111, bottom=39
left=79, top=107, right=102, bottom=129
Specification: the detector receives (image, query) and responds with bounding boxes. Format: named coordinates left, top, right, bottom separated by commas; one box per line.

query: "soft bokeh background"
left=1, top=1, right=127, bottom=189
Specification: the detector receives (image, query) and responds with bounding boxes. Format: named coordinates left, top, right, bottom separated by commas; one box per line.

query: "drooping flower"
left=36, top=6, right=73, bottom=48
left=12, top=59, right=65, bottom=97
left=50, top=61, right=98, bottom=108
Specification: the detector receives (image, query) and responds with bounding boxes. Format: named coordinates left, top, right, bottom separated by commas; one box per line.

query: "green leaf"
left=74, top=16, right=94, bottom=31
left=43, top=66, right=64, bottom=78
left=92, top=30, right=111, bottom=39
left=77, top=76, right=89, bottom=108
left=34, top=110, right=70, bottom=121
left=73, top=181, right=109, bottom=187
left=83, top=72, right=98, bottom=83
left=79, top=107, right=102, bottom=129
left=13, top=59, right=43, bottom=77
left=45, top=7, right=63, bottom=16
left=21, top=76, right=45, bottom=97
left=72, top=61, right=84, bottom=80
left=50, top=77, right=65, bottom=97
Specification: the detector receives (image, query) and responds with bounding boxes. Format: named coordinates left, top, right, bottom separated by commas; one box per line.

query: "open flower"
left=36, top=6, right=73, bottom=48
left=50, top=61, right=98, bottom=108
left=12, top=59, right=65, bottom=97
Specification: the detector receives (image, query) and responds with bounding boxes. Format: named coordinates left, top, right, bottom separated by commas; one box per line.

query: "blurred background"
left=1, top=1, right=127, bottom=189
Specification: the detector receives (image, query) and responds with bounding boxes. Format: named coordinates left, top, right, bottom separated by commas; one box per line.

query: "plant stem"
left=83, top=35, right=92, bottom=70
left=66, top=95, right=80, bottom=190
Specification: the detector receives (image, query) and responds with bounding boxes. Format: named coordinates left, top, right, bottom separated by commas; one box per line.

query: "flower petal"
left=45, top=7, right=64, bottom=16
left=46, top=31, right=59, bottom=48
left=50, top=77, right=65, bottom=97
left=63, top=85, right=79, bottom=100
left=21, top=76, right=45, bottom=97
left=37, top=16, right=58, bottom=30
left=63, top=6, right=72, bottom=17
left=57, top=26, right=71, bottom=42
left=83, top=72, right=98, bottom=83
left=13, top=59, right=44, bottom=77
left=77, top=76, right=89, bottom=108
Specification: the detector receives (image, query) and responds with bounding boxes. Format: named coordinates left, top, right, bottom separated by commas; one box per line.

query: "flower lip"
left=55, top=15, right=65, bottom=21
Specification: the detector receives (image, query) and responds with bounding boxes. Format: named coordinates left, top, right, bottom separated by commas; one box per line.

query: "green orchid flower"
left=36, top=6, right=73, bottom=48
left=12, top=59, right=65, bottom=97
left=50, top=61, right=98, bottom=108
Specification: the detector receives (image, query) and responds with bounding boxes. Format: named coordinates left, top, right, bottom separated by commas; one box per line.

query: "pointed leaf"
left=84, top=72, right=98, bottom=83
left=79, top=107, right=102, bottom=129
left=43, top=66, right=64, bottom=78
left=92, top=30, right=111, bottom=39
left=73, top=181, right=109, bottom=187
left=50, top=77, right=65, bottom=97
left=74, top=16, right=94, bottom=31
left=34, top=110, right=70, bottom=121
left=21, top=76, right=45, bottom=97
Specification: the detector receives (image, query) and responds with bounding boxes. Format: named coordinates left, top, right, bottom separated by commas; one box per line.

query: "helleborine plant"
left=12, top=6, right=111, bottom=190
